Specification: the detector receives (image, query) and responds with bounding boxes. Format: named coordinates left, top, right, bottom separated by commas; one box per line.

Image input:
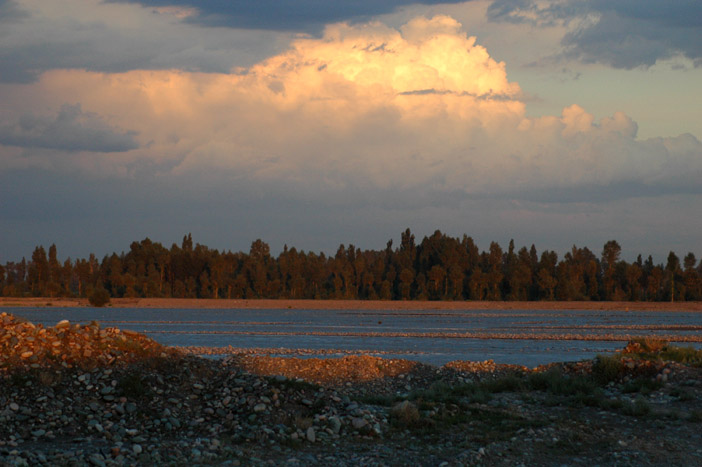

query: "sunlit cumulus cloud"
left=1, top=14, right=701, bottom=202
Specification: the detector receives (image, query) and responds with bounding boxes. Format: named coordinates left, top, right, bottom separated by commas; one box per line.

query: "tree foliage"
left=1, top=230, right=700, bottom=302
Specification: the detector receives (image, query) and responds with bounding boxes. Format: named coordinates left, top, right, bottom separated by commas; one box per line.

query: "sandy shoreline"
left=1, top=296, right=701, bottom=312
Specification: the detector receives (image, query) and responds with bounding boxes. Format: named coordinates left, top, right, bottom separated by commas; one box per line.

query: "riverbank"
left=2, top=312, right=702, bottom=465
left=2, top=296, right=702, bottom=312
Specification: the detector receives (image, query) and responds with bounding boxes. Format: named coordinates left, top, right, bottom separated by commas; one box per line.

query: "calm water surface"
left=8, top=307, right=702, bottom=367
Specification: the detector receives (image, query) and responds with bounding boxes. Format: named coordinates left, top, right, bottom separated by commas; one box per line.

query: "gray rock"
left=306, top=427, right=316, bottom=442
left=329, top=416, right=342, bottom=434
left=88, top=453, right=106, bottom=467
left=352, top=418, right=368, bottom=430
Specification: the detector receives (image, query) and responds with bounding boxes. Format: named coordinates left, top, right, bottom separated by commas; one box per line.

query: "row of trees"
left=1, top=230, right=701, bottom=302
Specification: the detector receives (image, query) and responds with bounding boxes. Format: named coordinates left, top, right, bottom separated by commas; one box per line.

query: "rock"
left=306, top=427, right=316, bottom=442
left=253, top=403, right=267, bottom=412
left=329, top=416, right=342, bottom=434
left=9, top=402, right=19, bottom=411
left=88, top=453, right=106, bottom=467
left=352, top=418, right=368, bottom=430
left=133, top=444, right=143, bottom=455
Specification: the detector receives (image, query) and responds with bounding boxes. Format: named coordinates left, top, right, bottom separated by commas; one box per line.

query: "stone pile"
left=0, top=313, right=392, bottom=465
left=0, top=312, right=173, bottom=370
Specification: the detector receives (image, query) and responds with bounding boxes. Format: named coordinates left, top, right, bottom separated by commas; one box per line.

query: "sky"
left=1, top=0, right=701, bottom=264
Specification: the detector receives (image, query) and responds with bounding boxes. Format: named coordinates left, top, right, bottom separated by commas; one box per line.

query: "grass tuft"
left=592, top=354, right=624, bottom=384
left=621, top=397, right=651, bottom=417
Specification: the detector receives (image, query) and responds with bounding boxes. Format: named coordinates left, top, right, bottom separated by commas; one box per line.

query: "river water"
left=7, top=307, right=702, bottom=368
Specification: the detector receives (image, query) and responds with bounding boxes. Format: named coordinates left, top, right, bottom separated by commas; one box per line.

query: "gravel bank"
left=2, top=312, right=701, bottom=466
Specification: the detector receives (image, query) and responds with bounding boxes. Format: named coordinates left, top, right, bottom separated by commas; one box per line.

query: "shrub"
left=390, top=400, right=421, bottom=428
left=88, top=288, right=111, bottom=307
left=483, top=374, right=525, bottom=393
left=624, top=338, right=668, bottom=354
left=659, top=345, right=702, bottom=366
left=528, top=368, right=597, bottom=396
left=592, top=354, right=624, bottom=385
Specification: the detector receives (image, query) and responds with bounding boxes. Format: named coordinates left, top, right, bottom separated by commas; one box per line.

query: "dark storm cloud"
left=0, top=104, right=139, bottom=153
left=488, top=0, right=702, bottom=68
left=0, top=0, right=26, bottom=22
left=0, top=0, right=283, bottom=83
left=110, top=0, right=467, bottom=32
left=0, top=41, right=156, bottom=84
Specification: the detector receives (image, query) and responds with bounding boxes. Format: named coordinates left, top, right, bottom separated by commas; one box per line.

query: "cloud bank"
left=0, top=104, right=138, bottom=153
left=1, top=15, right=701, bottom=204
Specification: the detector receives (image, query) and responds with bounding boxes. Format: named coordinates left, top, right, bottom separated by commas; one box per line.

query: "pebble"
left=253, top=403, right=267, bottom=412
left=352, top=418, right=368, bottom=430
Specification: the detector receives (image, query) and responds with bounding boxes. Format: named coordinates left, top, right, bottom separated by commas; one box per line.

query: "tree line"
left=1, top=229, right=700, bottom=302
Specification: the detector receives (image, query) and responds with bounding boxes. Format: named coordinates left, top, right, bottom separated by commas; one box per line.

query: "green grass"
left=621, top=377, right=663, bottom=394
left=621, top=397, right=651, bottom=417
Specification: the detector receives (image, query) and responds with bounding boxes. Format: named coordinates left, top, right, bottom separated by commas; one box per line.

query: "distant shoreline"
left=1, top=297, right=701, bottom=312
